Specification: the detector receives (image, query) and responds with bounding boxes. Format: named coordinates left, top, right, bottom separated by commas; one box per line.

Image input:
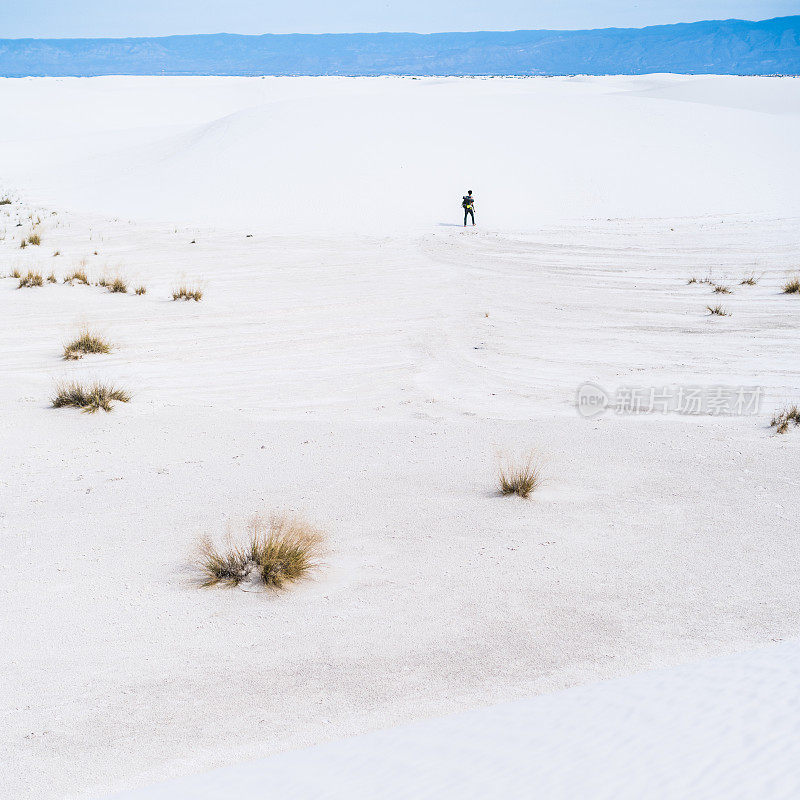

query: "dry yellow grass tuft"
left=27, top=233, right=41, bottom=246
left=173, top=285, right=203, bottom=302
left=771, top=405, right=800, bottom=435
left=712, top=284, right=732, bottom=294
left=10, top=268, right=21, bottom=279
left=47, top=272, right=57, bottom=283
left=64, top=269, right=90, bottom=285
left=498, top=455, right=543, bottom=499
left=707, top=304, right=729, bottom=316
left=783, top=277, right=800, bottom=295
left=108, top=277, right=128, bottom=293
left=197, top=514, right=325, bottom=590
left=18, top=271, right=43, bottom=288
left=52, top=380, right=130, bottom=413
left=63, top=328, right=112, bottom=360
left=134, top=285, right=147, bottom=295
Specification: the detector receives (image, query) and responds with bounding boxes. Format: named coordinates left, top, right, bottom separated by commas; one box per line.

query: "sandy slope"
left=0, top=76, right=799, bottom=800
left=103, top=641, right=800, bottom=800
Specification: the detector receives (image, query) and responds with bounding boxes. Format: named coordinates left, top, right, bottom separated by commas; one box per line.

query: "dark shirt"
left=463, top=195, right=474, bottom=208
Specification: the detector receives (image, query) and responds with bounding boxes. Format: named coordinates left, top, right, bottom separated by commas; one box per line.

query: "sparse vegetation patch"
left=712, top=284, right=731, bottom=294
left=771, top=405, right=800, bottom=435
left=64, top=269, right=89, bottom=285
left=173, top=285, right=203, bottom=302
left=63, top=329, right=112, bottom=360
left=783, top=277, right=800, bottom=295
left=707, top=304, right=730, bottom=316
left=47, top=272, right=57, bottom=283
left=198, top=515, right=324, bottom=590
left=107, top=277, right=127, bottom=293
left=52, top=380, right=130, bottom=413
left=18, top=271, right=43, bottom=288
left=740, top=274, right=758, bottom=286
left=27, top=233, right=41, bottom=246
left=134, top=285, right=146, bottom=295
left=498, top=455, right=543, bottom=499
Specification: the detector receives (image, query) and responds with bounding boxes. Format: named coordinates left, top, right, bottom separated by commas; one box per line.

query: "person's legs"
left=468, top=208, right=475, bottom=226
left=464, top=208, right=468, bottom=226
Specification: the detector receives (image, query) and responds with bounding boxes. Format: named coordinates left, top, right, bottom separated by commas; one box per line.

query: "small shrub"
left=712, top=284, right=731, bottom=294
left=52, top=380, right=130, bottom=413
left=740, top=274, right=758, bottom=286
left=687, top=277, right=699, bottom=285
left=771, top=405, right=800, bottom=435
left=707, top=304, right=729, bottom=316
left=19, top=239, right=27, bottom=249
left=498, top=455, right=542, bottom=499
left=0, top=197, right=11, bottom=205
left=64, top=269, right=89, bottom=285
left=52, top=250, right=60, bottom=257
left=197, top=515, right=324, bottom=590
left=18, top=271, right=43, bottom=288
left=173, top=285, right=203, bottom=302
left=10, top=268, right=20, bottom=279
left=63, top=328, right=112, bottom=360
left=27, top=233, right=41, bottom=246
left=783, top=277, right=800, bottom=295
left=134, top=285, right=147, bottom=295
left=47, top=272, right=57, bottom=283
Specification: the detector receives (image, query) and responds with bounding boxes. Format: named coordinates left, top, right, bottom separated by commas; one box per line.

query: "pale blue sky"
left=2, top=0, right=798, bottom=38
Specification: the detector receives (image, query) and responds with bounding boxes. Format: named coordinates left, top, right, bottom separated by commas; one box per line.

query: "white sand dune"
left=1, top=75, right=799, bottom=231
left=0, top=76, right=799, bottom=800
left=103, top=640, right=800, bottom=800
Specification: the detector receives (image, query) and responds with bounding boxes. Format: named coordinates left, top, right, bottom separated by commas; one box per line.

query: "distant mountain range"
left=1, top=16, right=798, bottom=77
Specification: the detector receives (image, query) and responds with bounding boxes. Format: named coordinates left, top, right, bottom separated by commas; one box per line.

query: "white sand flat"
left=0, top=76, right=798, bottom=800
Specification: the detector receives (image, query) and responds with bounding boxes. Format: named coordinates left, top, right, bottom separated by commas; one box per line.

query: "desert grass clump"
left=771, top=405, right=800, bottom=435
left=10, top=267, right=21, bottom=279
left=740, top=274, right=758, bottom=286
left=197, top=515, right=324, bottom=590
left=47, top=272, right=57, bottom=283
left=63, top=328, right=112, bottom=360
left=64, top=269, right=89, bottom=285
left=27, top=233, right=41, bottom=246
left=18, top=270, right=43, bottom=288
left=712, top=284, right=732, bottom=294
left=173, top=285, right=203, bottom=302
left=0, top=197, right=11, bottom=205
left=134, top=285, right=147, bottom=295
left=107, top=276, right=127, bottom=293
left=498, top=455, right=543, bottom=499
left=51, top=380, right=130, bottom=413
left=783, top=277, right=800, bottom=295
left=19, top=239, right=27, bottom=249
left=706, top=304, right=729, bottom=316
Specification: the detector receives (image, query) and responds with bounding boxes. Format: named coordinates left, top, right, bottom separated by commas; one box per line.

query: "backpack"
left=462, top=196, right=473, bottom=209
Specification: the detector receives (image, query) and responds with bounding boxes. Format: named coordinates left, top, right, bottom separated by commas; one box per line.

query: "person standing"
left=462, top=190, right=475, bottom=227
